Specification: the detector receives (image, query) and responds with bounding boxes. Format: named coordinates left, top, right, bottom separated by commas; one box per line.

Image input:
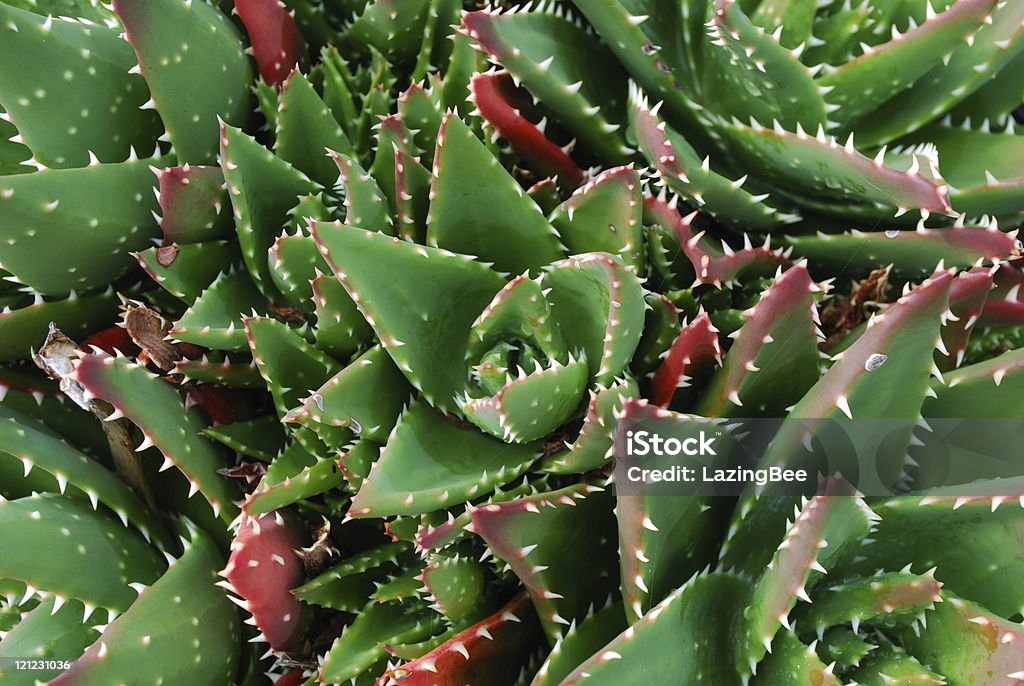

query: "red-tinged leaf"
left=715, top=117, right=954, bottom=219
left=643, top=193, right=789, bottom=288
left=183, top=383, right=259, bottom=427
left=943, top=266, right=997, bottom=369
left=81, top=326, right=139, bottom=358
left=469, top=483, right=617, bottom=641
left=697, top=262, right=822, bottom=418
left=647, top=312, right=722, bottom=408
left=527, top=177, right=562, bottom=215
left=235, top=0, right=306, bottom=87
left=157, top=165, right=231, bottom=244
left=470, top=71, right=584, bottom=185
left=787, top=222, right=1020, bottom=277
left=735, top=478, right=876, bottom=677
left=980, top=263, right=1024, bottom=325
left=615, top=401, right=732, bottom=621
left=375, top=593, right=542, bottom=686
left=789, top=269, right=954, bottom=420
left=221, top=512, right=308, bottom=651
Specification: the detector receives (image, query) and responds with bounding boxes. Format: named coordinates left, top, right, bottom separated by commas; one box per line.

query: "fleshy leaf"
left=310, top=270, right=374, bottom=359
left=349, top=400, right=539, bottom=518
left=0, top=493, right=163, bottom=615
left=469, top=482, right=617, bottom=642
left=648, top=311, right=723, bottom=408
left=560, top=573, right=750, bottom=686
left=0, top=289, right=119, bottom=362
left=221, top=512, right=307, bottom=651
left=713, top=117, right=954, bottom=219
left=114, top=0, right=253, bottom=164
left=0, top=160, right=161, bottom=294
left=788, top=222, right=1018, bottom=276
left=73, top=350, right=239, bottom=522
left=287, top=345, right=410, bottom=444
left=376, top=593, right=542, bottom=686
left=461, top=7, right=632, bottom=161
left=631, top=92, right=788, bottom=230
left=330, top=150, right=393, bottom=234
left=469, top=71, right=585, bottom=185
left=312, top=222, right=505, bottom=410
left=0, top=404, right=169, bottom=548
left=319, top=600, right=433, bottom=684
left=172, top=269, right=269, bottom=352
left=735, top=479, right=876, bottom=678
left=703, top=0, right=827, bottom=131
left=220, top=123, right=316, bottom=302
left=49, top=524, right=241, bottom=686
left=540, top=376, right=639, bottom=474
left=154, top=165, right=232, bottom=245
left=899, top=593, right=1024, bottom=686
left=0, top=4, right=161, bottom=168
left=541, top=252, right=646, bottom=385
left=276, top=70, right=354, bottom=186
left=426, top=113, right=565, bottom=274
left=136, top=240, right=239, bottom=304
left=245, top=316, right=342, bottom=418
left=235, top=0, right=306, bottom=86
left=696, top=263, right=822, bottom=417
left=549, top=166, right=644, bottom=269
left=820, top=0, right=999, bottom=129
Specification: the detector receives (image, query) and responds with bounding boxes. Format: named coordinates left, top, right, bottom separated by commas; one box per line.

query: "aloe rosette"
left=0, top=0, right=1023, bottom=685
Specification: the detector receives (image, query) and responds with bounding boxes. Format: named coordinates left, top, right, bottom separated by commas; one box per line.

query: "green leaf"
left=0, top=160, right=161, bottom=294
left=736, top=482, right=875, bottom=678
left=541, top=253, right=646, bottom=385
left=276, top=71, right=354, bottom=186
left=0, top=493, right=164, bottom=614
left=702, top=0, right=826, bottom=132
left=0, top=290, right=118, bottom=362
left=470, top=482, right=618, bottom=642
left=136, top=240, right=240, bottom=304
left=114, top=0, right=253, bottom=164
left=550, top=166, right=645, bottom=270
left=286, top=345, right=411, bottom=444
left=172, top=269, right=269, bottom=352
left=0, top=4, right=161, bottom=168
left=245, top=316, right=342, bottom=418
left=312, top=222, right=505, bottom=411
left=820, top=0, right=998, bottom=129
left=630, top=93, right=789, bottom=229
left=73, top=351, right=239, bottom=523
left=220, top=123, right=317, bottom=302
left=559, top=573, right=750, bottom=685
left=320, top=600, right=434, bottom=684
left=696, top=263, right=821, bottom=417
left=462, top=8, right=632, bottom=161
left=349, top=400, right=539, bottom=518
left=48, top=525, right=241, bottom=686
left=0, top=405, right=169, bottom=548
left=426, top=114, right=565, bottom=274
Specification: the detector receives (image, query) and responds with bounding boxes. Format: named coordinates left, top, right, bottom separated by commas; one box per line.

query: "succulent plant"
left=1, top=1, right=1023, bottom=685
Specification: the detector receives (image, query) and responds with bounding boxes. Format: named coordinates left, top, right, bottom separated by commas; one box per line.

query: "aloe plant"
left=1, top=1, right=1023, bottom=685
